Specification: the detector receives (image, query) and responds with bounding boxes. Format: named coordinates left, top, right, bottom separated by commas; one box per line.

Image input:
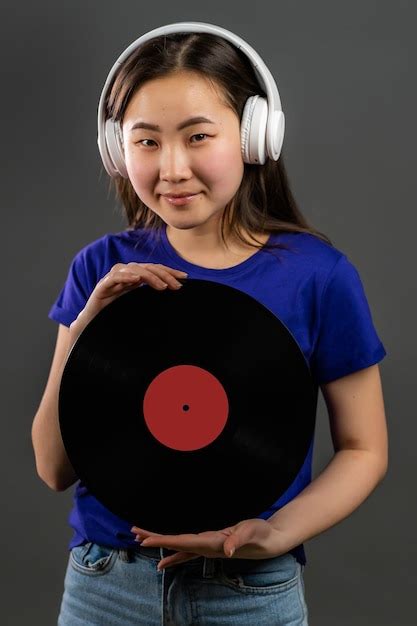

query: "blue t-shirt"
left=48, top=224, right=387, bottom=566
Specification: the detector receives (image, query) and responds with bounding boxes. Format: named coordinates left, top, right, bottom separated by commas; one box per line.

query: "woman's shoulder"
left=273, top=230, right=347, bottom=275
left=72, top=227, right=153, bottom=257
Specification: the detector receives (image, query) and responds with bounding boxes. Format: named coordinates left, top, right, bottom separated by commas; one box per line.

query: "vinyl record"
left=59, top=278, right=318, bottom=534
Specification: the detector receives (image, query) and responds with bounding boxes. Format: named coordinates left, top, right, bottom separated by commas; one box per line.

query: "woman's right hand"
left=69, top=263, right=188, bottom=345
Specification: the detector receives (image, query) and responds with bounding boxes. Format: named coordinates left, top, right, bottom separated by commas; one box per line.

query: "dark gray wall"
left=1, top=1, right=414, bottom=624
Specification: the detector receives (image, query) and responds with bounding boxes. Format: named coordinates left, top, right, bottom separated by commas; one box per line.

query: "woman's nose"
left=159, top=146, right=192, bottom=180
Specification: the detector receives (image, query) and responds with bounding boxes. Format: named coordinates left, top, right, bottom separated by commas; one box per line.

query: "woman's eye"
left=190, top=133, right=208, bottom=143
left=136, top=139, right=156, bottom=147
left=135, top=134, right=209, bottom=147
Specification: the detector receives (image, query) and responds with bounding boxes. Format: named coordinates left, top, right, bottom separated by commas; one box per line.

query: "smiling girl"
left=32, top=23, right=388, bottom=626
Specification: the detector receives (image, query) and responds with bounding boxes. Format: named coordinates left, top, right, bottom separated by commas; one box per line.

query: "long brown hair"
left=104, top=32, right=333, bottom=254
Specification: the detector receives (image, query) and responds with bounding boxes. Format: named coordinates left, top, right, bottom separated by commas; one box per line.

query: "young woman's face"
left=122, top=71, right=244, bottom=234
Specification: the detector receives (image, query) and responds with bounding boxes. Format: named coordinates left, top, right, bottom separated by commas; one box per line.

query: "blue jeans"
left=58, top=541, right=308, bottom=625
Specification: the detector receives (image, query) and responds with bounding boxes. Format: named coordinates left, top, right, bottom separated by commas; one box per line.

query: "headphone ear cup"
left=240, top=95, right=268, bottom=165
left=105, top=119, right=129, bottom=178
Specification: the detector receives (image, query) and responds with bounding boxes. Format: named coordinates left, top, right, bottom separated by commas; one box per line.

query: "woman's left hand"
left=130, top=518, right=288, bottom=571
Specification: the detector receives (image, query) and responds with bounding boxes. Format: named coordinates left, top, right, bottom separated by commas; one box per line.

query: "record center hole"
left=182, top=404, right=190, bottom=411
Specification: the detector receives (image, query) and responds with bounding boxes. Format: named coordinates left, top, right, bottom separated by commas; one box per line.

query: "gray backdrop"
left=1, top=1, right=414, bottom=624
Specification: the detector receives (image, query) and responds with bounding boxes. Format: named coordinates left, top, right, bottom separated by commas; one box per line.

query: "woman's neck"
left=165, top=225, right=270, bottom=269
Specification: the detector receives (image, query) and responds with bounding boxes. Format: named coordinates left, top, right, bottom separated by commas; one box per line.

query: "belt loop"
left=202, top=557, right=217, bottom=578
left=118, top=548, right=132, bottom=562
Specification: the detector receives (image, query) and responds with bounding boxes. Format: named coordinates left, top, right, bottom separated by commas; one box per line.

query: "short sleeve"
left=47, top=244, right=100, bottom=327
left=310, top=255, right=387, bottom=385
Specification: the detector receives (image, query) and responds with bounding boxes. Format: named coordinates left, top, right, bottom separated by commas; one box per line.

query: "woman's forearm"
left=268, top=449, right=388, bottom=553
left=31, top=327, right=81, bottom=491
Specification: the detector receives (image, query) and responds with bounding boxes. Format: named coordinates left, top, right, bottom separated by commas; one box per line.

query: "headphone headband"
left=97, top=21, right=285, bottom=177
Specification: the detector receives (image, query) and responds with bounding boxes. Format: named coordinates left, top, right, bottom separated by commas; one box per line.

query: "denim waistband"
left=128, top=544, right=186, bottom=559
left=122, top=544, right=298, bottom=577
left=121, top=544, right=217, bottom=578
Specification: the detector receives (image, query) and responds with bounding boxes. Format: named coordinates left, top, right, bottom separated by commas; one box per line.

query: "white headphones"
left=97, top=21, right=285, bottom=179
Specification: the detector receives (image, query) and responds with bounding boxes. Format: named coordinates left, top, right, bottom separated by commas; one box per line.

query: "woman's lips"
left=162, top=193, right=199, bottom=206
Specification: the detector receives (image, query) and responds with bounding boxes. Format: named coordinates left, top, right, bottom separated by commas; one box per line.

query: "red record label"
left=143, top=364, right=229, bottom=451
